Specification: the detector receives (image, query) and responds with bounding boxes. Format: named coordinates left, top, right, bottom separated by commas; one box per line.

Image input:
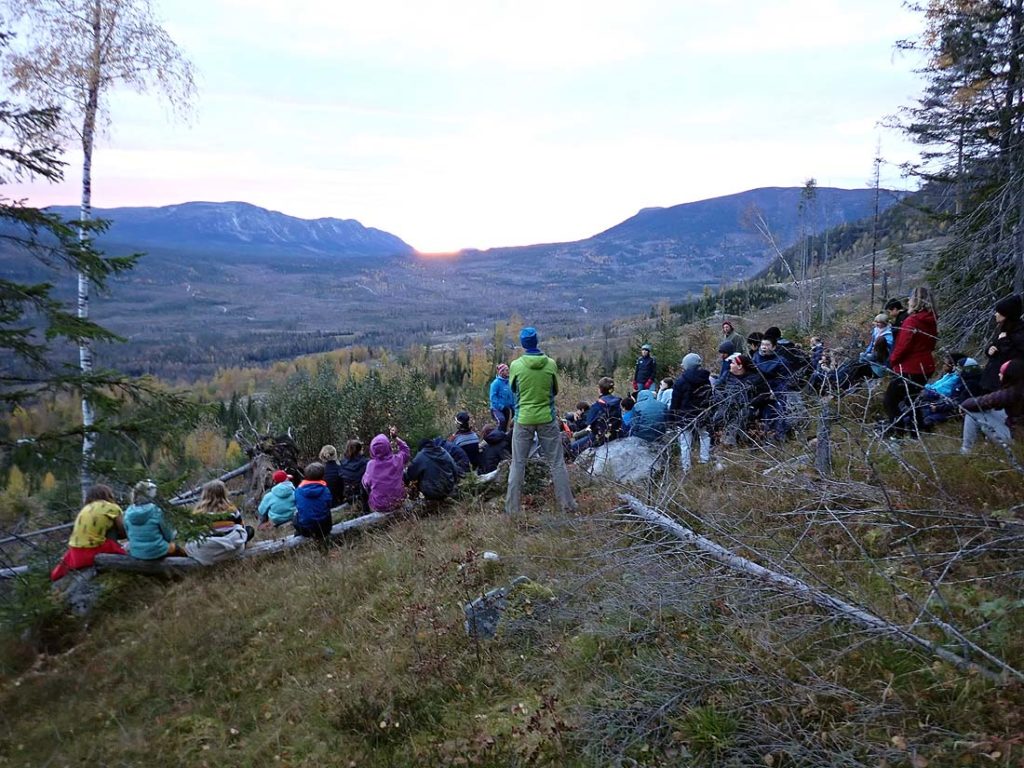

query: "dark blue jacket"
left=478, top=429, right=512, bottom=473
left=670, top=367, right=712, bottom=425
left=405, top=444, right=459, bottom=500
left=295, top=481, right=333, bottom=527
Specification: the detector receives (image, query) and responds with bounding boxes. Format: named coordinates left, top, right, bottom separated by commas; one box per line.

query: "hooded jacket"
left=258, top=480, right=296, bottom=526
left=509, top=353, right=558, bottom=425
left=478, top=428, right=512, bottom=473
left=294, top=479, right=334, bottom=527
left=671, top=366, right=712, bottom=425
left=489, top=375, right=516, bottom=413
left=124, top=502, right=176, bottom=560
left=450, top=429, right=481, bottom=470
left=405, top=443, right=459, bottom=500
left=888, top=309, right=937, bottom=377
left=362, top=435, right=410, bottom=512
left=630, top=389, right=668, bottom=441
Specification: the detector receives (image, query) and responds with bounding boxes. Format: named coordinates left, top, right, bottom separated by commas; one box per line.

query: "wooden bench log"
left=93, top=510, right=393, bottom=574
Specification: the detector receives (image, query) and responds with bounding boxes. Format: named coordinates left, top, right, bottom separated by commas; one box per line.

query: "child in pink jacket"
left=361, top=427, right=411, bottom=513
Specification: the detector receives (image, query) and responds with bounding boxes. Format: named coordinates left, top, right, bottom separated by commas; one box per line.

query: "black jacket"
left=670, top=367, right=712, bottom=425
left=981, top=321, right=1024, bottom=393
left=478, top=429, right=512, bottom=473
left=323, top=460, right=344, bottom=507
left=405, top=444, right=459, bottom=500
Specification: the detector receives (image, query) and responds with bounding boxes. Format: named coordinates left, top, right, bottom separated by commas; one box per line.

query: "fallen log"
left=619, top=493, right=1021, bottom=683
left=169, top=461, right=253, bottom=506
left=0, top=565, right=29, bottom=579
left=93, top=510, right=392, bottom=575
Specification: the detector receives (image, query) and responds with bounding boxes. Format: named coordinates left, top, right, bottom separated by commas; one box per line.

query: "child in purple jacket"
left=361, top=427, right=411, bottom=513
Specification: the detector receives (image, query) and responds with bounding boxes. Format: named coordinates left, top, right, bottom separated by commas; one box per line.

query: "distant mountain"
left=13, top=186, right=907, bottom=379
left=45, top=201, right=415, bottom=259
left=462, top=187, right=902, bottom=278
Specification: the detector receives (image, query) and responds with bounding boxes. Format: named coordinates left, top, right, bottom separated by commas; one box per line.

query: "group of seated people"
left=49, top=415, right=514, bottom=578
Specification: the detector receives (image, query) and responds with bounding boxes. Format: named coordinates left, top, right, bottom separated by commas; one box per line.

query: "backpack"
left=590, top=397, right=623, bottom=446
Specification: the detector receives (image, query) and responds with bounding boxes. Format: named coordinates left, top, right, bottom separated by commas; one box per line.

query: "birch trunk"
left=78, top=0, right=102, bottom=500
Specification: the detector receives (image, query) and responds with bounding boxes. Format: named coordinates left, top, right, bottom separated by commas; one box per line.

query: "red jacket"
left=888, top=309, right=937, bottom=377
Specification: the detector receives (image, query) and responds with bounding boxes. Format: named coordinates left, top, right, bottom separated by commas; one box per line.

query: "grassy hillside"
left=2, top=413, right=1023, bottom=766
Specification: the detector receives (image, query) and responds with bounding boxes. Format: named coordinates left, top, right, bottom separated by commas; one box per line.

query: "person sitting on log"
left=320, top=444, right=345, bottom=507
left=50, top=484, right=128, bottom=581
left=184, top=480, right=253, bottom=565
left=362, top=426, right=411, bottom=514
left=124, top=480, right=186, bottom=561
left=405, top=438, right=460, bottom=502
left=257, top=469, right=296, bottom=530
left=293, top=462, right=335, bottom=540
left=339, top=439, right=370, bottom=513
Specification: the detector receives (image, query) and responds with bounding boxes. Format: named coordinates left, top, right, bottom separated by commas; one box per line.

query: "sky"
left=12, top=0, right=929, bottom=253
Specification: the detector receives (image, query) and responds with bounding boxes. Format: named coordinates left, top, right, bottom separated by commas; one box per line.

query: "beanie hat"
left=995, top=294, right=1023, bottom=322
left=717, top=340, right=735, bottom=355
left=272, top=470, right=288, bottom=484
left=455, top=411, right=471, bottom=428
left=682, top=353, right=702, bottom=370
left=519, top=327, right=539, bottom=351
left=132, top=480, right=157, bottom=504
left=641, top=343, right=652, bottom=352
left=764, top=326, right=782, bottom=342
left=496, top=363, right=509, bottom=377
left=874, top=313, right=888, bottom=323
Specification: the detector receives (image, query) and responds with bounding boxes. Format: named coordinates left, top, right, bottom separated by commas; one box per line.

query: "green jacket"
left=510, top=353, right=558, bottom=425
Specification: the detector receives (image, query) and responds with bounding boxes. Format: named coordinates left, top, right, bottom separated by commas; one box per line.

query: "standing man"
left=633, top=343, right=657, bottom=394
left=505, top=327, right=577, bottom=515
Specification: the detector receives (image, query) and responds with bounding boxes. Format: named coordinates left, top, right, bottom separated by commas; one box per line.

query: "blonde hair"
left=194, top=480, right=232, bottom=515
left=908, top=286, right=934, bottom=314
left=319, top=444, right=338, bottom=462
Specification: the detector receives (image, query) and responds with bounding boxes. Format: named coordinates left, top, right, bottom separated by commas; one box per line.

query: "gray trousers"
left=505, top=419, right=577, bottom=515
left=678, top=426, right=711, bottom=470
left=961, top=409, right=1010, bottom=452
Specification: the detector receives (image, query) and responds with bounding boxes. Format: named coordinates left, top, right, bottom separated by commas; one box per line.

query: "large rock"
left=582, top=437, right=665, bottom=484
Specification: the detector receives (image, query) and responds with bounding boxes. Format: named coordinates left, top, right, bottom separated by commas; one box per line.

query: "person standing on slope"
left=633, top=343, right=657, bottom=394
left=505, top=327, right=577, bottom=515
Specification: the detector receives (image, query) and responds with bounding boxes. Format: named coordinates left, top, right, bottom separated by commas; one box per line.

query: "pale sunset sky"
left=13, top=0, right=927, bottom=252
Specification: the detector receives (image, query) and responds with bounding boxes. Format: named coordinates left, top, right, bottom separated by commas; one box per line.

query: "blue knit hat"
left=519, top=326, right=539, bottom=351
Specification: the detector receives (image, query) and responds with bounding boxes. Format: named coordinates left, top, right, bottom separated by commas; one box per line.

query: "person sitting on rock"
left=258, top=469, right=296, bottom=530
left=630, top=388, right=668, bottom=442
left=575, top=376, right=624, bottom=452
left=124, top=480, right=185, bottom=561
left=50, top=484, right=128, bottom=581
left=405, top=438, right=460, bottom=502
